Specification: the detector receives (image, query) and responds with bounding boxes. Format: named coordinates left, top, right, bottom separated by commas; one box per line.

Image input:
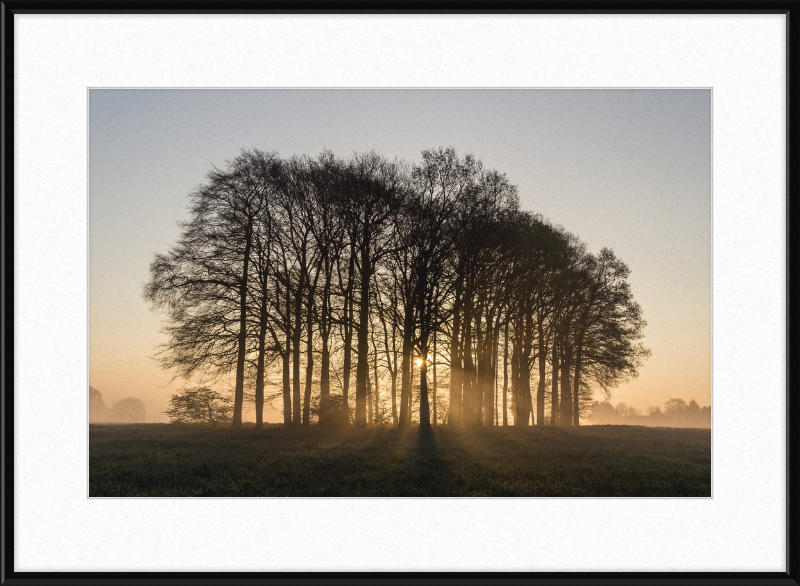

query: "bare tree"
left=342, top=153, right=409, bottom=427
left=144, top=149, right=274, bottom=427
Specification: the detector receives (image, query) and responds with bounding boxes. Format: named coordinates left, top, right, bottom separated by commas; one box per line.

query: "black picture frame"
left=1, top=3, right=795, bottom=585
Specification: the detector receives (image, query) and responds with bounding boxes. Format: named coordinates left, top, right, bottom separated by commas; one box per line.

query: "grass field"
left=89, top=424, right=710, bottom=497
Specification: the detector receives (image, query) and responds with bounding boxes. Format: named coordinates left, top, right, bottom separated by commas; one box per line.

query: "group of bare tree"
left=144, top=147, right=650, bottom=429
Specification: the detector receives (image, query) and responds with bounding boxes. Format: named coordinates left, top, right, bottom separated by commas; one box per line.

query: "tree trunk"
left=373, top=357, right=380, bottom=424
left=417, top=258, right=431, bottom=429
left=409, top=351, right=415, bottom=421
left=354, top=235, right=371, bottom=427
left=378, top=293, right=398, bottom=425
left=493, top=335, right=498, bottom=426
left=282, top=349, right=291, bottom=425
left=485, top=325, right=499, bottom=426
left=254, top=284, right=268, bottom=429
left=367, top=374, right=372, bottom=424
left=282, top=284, right=292, bottom=426
left=536, top=320, right=546, bottom=427
left=398, top=294, right=414, bottom=427
left=392, top=333, right=399, bottom=425
left=473, top=300, right=485, bottom=426
left=292, top=264, right=304, bottom=426
left=521, top=306, right=534, bottom=426
left=520, top=363, right=532, bottom=426
left=502, top=320, right=509, bottom=426
left=559, top=342, right=573, bottom=426
left=342, top=243, right=355, bottom=416
left=512, top=339, right=526, bottom=426
left=482, top=333, right=493, bottom=426
left=432, top=334, right=438, bottom=426
left=448, top=277, right=463, bottom=427
left=231, top=221, right=253, bottom=428
left=303, top=298, right=313, bottom=426
left=391, top=371, right=398, bottom=425
left=419, top=357, right=431, bottom=429
left=515, top=335, right=531, bottom=428
left=461, top=291, right=475, bottom=425
left=573, top=333, right=585, bottom=427
left=319, top=279, right=331, bottom=426
left=550, top=336, right=559, bottom=426
left=371, top=324, right=381, bottom=425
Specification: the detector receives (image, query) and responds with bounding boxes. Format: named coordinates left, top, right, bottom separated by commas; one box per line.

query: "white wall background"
left=14, top=14, right=786, bottom=571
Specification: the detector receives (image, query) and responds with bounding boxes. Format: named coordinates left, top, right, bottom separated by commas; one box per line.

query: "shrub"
left=164, top=387, right=232, bottom=426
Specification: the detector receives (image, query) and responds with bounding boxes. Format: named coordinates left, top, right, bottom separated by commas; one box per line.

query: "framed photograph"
left=2, top=4, right=793, bottom=584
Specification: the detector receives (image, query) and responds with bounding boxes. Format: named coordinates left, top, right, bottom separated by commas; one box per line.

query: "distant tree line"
left=144, top=147, right=650, bottom=429
left=89, top=386, right=147, bottom=423
left=590, top=398, right=710, bottom=427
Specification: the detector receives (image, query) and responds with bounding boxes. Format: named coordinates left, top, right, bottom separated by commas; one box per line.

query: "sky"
left=88, top=89, right=711, bottom=423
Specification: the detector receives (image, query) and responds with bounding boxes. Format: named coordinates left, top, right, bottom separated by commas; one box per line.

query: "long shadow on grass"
left=243, top=425, right=450, bottom=497
left=300, top=425, right=449, bottom=497
left=401, top=425, right=447, bottom=497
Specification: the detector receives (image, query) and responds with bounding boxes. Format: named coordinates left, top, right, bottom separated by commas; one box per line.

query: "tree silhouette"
left=164, top=387, right=233, bottom=426
left=144, top=150, right=277, bottom=427
left=144, top=146, right=652, bottom=430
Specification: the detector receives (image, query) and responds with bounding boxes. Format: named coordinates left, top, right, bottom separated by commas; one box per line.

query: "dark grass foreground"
left=89, top=424, right=710, bottom=497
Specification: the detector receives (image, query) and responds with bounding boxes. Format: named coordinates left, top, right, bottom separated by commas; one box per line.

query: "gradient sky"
left=89, top=89, right=711, bottom=423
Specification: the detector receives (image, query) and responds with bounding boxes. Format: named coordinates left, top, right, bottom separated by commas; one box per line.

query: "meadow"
left=89, top=424, right=710, bottom=497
